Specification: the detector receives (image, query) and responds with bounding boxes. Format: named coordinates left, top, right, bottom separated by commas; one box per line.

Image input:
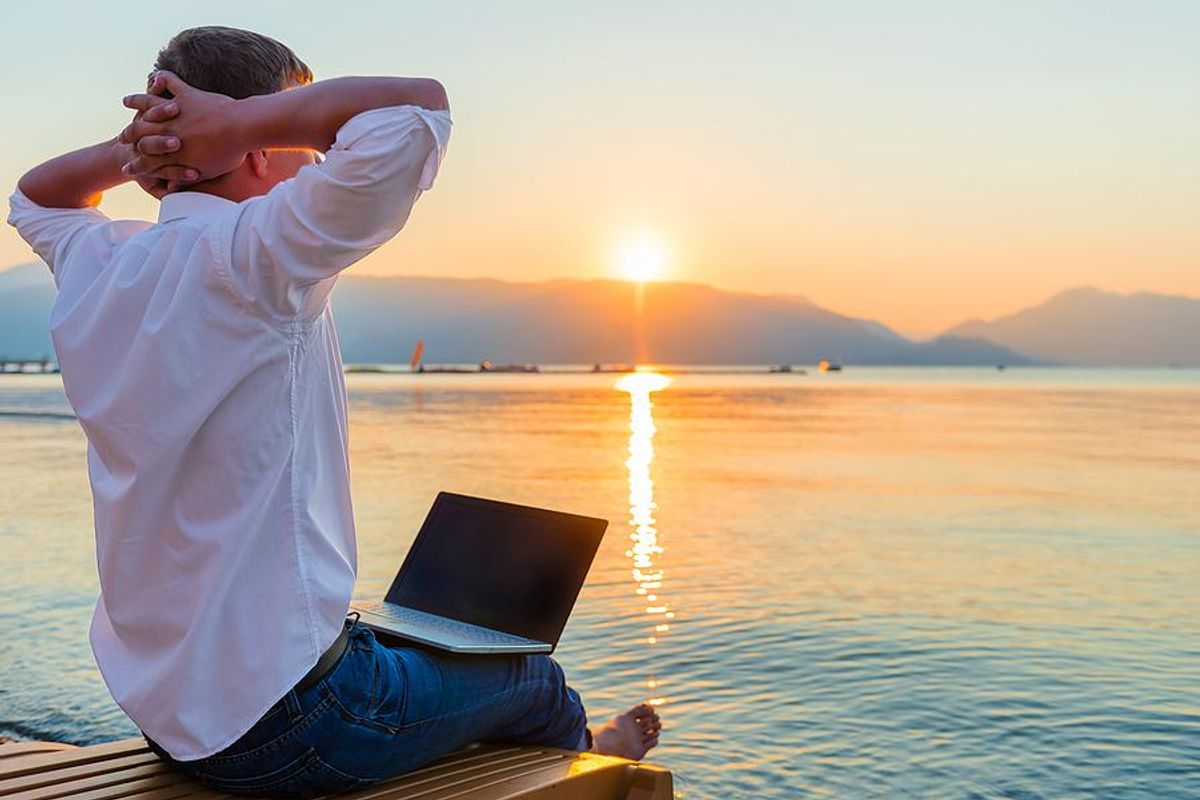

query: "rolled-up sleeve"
left=223, top=105, right=452, bottom=317
left=7, top=189, right=110, bottom=283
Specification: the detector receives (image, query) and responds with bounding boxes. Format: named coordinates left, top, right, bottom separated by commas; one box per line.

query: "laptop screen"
left=385, top=493, right=607, bottom=644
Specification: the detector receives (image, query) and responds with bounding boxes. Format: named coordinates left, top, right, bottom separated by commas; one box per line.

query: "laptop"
left=352, top=492, right=608, bottom=654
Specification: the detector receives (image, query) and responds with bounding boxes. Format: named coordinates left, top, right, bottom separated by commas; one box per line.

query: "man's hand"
left=15, top=90, right=184, bottom=209
left=120, top=71, right=448, bottom=192
left=114, top=91, right=186, bottom=198
left=120, top=71, right=245, bottom=185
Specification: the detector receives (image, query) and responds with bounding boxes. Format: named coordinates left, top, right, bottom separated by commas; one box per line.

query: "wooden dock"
left=0, top=358, right=58, bottom=375
left=0, top=738, right=672, bottom=800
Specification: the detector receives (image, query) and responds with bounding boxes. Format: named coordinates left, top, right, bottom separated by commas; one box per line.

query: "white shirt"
left=7, top=105, right=451, bottom=761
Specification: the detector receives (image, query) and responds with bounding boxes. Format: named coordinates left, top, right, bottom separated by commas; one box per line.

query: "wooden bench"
left=0, top=739, right=673, bottom=800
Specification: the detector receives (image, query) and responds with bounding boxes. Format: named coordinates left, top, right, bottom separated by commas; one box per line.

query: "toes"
left=635, top=711, right=661, bottom=732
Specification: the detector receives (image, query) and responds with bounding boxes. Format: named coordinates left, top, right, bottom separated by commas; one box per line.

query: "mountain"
left=0, top=262, right=49, bottom=293
left=859, top=334, right=1037, bottom=366
left=0, top=262, right=1034, bottom=365
left=328, top=276, right=1035, bottom=365
left=0, top=264, right=56, bottom=360
left=946, top=287, right=1200, bottom=367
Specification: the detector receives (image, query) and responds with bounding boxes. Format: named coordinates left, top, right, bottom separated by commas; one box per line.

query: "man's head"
left=151, top=26, right=312, bottom=99
left=148, top=26, right=316, bottom=200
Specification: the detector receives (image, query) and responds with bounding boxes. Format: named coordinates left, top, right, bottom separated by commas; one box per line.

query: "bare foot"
left=590, top=703, right=662, bottom=759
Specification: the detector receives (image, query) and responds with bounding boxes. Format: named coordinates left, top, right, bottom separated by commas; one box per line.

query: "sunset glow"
left=613, top=234, right=670, bottom=284
left=1, top=5, right=1196, bottom=336
left=617, top=371, right=673, bottom=706
left=3, top=6, right=1197, bottom=799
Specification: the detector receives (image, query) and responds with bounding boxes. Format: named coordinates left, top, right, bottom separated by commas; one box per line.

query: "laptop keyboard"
left=358, top=603, right=533, bottom=646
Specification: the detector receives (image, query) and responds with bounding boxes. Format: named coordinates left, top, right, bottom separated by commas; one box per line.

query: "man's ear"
left=248, top=150, right=270, bottom=179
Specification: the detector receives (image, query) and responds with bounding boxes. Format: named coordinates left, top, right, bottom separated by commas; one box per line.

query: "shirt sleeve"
left=7, top=188, right=111, bottom=283
left=222, top=105, right=451, bottom=319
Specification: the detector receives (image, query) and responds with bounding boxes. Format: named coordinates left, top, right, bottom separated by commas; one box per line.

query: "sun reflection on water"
left=616, top=371, right=673, bottom=707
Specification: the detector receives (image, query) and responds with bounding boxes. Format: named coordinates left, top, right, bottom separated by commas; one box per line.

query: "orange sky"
left=2, top=2, right=1197, bottom=336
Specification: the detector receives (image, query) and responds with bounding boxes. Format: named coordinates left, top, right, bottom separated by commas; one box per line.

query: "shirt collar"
left=157, top=191, right=238, bottom=223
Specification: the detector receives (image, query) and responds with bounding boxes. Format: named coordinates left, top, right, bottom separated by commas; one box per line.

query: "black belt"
left=294, top=624, right=351, bottom=693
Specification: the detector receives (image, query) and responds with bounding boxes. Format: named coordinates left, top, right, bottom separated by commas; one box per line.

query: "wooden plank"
left=422, top=759, right=633, bottom=800
left=6, top=769, right=185, bottom=800
left=0, top=740, right=148, bottom=781
left=421, top=764, right=630, bottom=800
left=0, top=738, right=672, bottom=800
left=364, top=751, right=566, bottom=795
left=97, top=788, right=216, bottom=800
left=623, top=764, right=674, bottom=800
left=344, top=755, right=614, bottom=800
left=390, top=747, right=527, bottom=782
left=0, top=751, right=163, bottom=796
left=0, top=743, right=77, bottom=763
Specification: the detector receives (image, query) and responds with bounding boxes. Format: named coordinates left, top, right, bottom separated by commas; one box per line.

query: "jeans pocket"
left=196, top=747, right=367, bottom=799
left=326, top=628, right=410, bottom=734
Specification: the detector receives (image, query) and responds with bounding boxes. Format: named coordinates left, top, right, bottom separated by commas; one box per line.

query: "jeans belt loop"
left=283, top=689, right=303, bottom=723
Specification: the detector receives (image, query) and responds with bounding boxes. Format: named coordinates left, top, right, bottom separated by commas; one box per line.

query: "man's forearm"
left=118, top=73, right=447, bottom=185
left=17, top=138, right=129, bottom=209
left=235, top=77, right=448, bottom=153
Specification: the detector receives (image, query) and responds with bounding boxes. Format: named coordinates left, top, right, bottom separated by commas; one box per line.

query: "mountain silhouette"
left=946, top=287, right=1200, bottom=367
left=328, top=275, right=1031, bottom=365
left=1, top=262, right=1038, bottom=366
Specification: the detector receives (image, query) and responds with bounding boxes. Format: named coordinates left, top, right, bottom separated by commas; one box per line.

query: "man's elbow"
left=17, top=169, right=99, bottom=210
left=16, top=171, right=44, bottom=206
left=416, top=78, right=449, bottom=112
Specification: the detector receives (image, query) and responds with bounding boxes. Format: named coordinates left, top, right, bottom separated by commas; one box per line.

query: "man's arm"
left=18, top=95, right=184, bottom=208
left=121, top=72, right=451, bottom=319
left=122, top=73, right=448, bottom=182
left=8, top=95, right=181, bottom=276
left=241, top=75, right=448, bottom=152
left=18, top=138, right=131, bottom=209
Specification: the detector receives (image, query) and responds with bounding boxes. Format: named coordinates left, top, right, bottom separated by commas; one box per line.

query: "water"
left=1, top=368, right=1198, bottom=798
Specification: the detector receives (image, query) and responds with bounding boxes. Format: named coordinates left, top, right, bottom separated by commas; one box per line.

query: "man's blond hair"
left=151, top=26, right=313, bottom=99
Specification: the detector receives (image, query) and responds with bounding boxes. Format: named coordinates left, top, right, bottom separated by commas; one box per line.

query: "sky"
left=1, top=1, right=1197, bottom=336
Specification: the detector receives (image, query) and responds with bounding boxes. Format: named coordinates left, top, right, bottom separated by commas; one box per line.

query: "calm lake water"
left=2, top=368, right=1198, bottom=798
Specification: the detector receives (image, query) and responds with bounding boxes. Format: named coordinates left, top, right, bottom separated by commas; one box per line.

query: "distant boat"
left=591, top=363, right=635, bottom=373
left=410, top=340, right=426, bottom=372
left=770, top=364, right=805, bottom=374
left=406, top=340, right=478, bottom=373
left=480, top=361, right=540, bottom=373
left=417, top=365, right=475, bottom=373
left=818, top=359, right=842, bottom=372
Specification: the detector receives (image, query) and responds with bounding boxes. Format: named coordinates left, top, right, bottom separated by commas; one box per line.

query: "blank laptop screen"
left=385, top=495, right=606, bottom=644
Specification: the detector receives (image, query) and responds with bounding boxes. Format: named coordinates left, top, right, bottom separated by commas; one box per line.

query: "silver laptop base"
left=353, top=602, right=553, bottom=654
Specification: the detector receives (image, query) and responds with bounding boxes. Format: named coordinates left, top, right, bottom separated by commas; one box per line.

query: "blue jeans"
left=148, top=620, right=590, bottom=798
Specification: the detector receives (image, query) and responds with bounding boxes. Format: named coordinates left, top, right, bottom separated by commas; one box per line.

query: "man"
left=8, top=26, right=660, bottom=798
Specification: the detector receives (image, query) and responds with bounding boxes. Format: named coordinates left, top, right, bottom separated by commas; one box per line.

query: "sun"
left=613, top=233, right=670, bottom=283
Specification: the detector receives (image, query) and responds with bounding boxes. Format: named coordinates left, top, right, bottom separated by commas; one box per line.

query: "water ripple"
left=3, top=372, right=1199, bottom=799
